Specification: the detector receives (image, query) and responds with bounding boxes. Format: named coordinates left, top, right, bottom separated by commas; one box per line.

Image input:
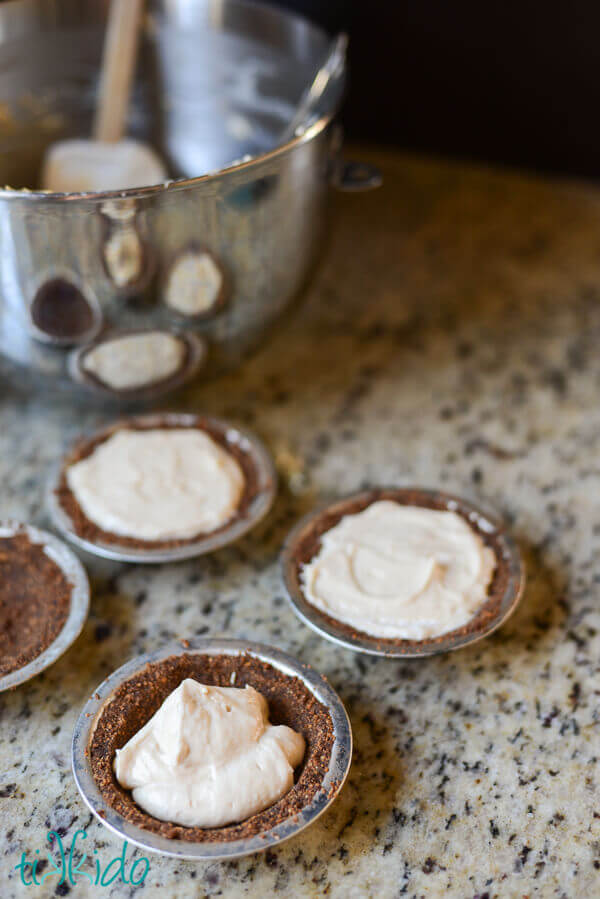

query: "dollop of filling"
left=81, top=332, right=186, bottom=391
left=113, top=679, right=305, bottom=828
left=300, top=500, right=496, bottom=640
left=66, top=428, right=245, bottom=540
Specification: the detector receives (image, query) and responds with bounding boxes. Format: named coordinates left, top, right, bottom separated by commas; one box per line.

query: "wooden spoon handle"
left=93, top=0, right=144, bottom=143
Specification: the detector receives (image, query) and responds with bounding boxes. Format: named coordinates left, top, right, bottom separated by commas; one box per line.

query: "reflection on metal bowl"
left=68, top=330, right=206, bottom=399
left=0, top=0, right=380, bottom=402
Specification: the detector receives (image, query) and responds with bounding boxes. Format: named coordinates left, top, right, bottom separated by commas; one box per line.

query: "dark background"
left=272, top=0, right=600, bottom=178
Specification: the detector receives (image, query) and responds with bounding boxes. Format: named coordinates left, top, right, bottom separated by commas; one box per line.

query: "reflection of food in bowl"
left=69, top=330, right=206, bottom=397
left=100, top=200, right=156, bottom=296
left=103, top=227, right=146, bottom=289
left=81, top=331, right=186, bottom=390
left=163, top=247, right=227, bottom=318
left=29, top=275, right=101, bottom=345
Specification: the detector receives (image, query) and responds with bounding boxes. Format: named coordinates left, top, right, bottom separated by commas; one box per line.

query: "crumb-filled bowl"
left=47, top=412, right=277, bottom=564
left=71, top=639, right=352, bottom=860
left=281, top=487, right=526, bottom=658
left=0, top=521, right=90, bottom=691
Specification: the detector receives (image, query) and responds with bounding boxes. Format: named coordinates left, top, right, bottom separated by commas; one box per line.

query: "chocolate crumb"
left=0, top=533, right=72, bottom=677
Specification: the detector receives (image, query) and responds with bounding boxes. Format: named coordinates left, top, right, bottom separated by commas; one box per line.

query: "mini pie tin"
left=47, top=412, right=277, bottom=564
left=0, top=522, right=90, bottom=691
left=281, top=487, right=526, bottom=658
left=71, top=639, right=353, bottom=860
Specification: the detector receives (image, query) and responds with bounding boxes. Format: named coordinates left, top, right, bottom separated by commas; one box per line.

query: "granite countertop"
left=2, top=150, right=600, bottom=897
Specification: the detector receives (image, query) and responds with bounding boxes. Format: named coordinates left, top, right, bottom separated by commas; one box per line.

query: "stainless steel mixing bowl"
left=0, top=0, right=379, bottom=401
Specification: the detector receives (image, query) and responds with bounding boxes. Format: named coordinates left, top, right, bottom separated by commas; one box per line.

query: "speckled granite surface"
left=2, top=150, right=600, bottom=897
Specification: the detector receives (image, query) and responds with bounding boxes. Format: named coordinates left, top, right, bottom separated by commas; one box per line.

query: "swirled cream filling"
left=300, top=500, right=496, bottom=640
left=113, top=679, right=305, bottom=828
left=66, top=428, right=245, bottom=540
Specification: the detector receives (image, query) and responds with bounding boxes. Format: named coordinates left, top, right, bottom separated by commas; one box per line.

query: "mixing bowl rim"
left=0, top=113, right=334, bottom=202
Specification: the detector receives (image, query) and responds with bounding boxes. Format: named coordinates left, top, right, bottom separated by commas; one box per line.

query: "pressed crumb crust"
left=56, top=417, right=264, bottom=550
left=89, top=652, right=335, bottom=842
left=0, top=532, right=72, bottom=677
left=289, top=488, right=512, bottom=653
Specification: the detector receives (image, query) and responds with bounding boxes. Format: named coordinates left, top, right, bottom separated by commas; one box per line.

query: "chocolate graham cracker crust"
left=0, top=532, right=72, bottom=677
left=89, top=653, right=335, bottom=842
left=55, top=416, right=262, bottom=550
left=289, top=488, right=511, bottom=654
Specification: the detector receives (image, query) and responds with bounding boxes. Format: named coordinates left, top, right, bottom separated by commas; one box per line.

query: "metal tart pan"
left=0, top=522, right=90, bottom=691
left=72, top=639, right=353, bottom=860
left=281, top=487, right=526, bottom=658
left=47, top=413, right=277, bottom=564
